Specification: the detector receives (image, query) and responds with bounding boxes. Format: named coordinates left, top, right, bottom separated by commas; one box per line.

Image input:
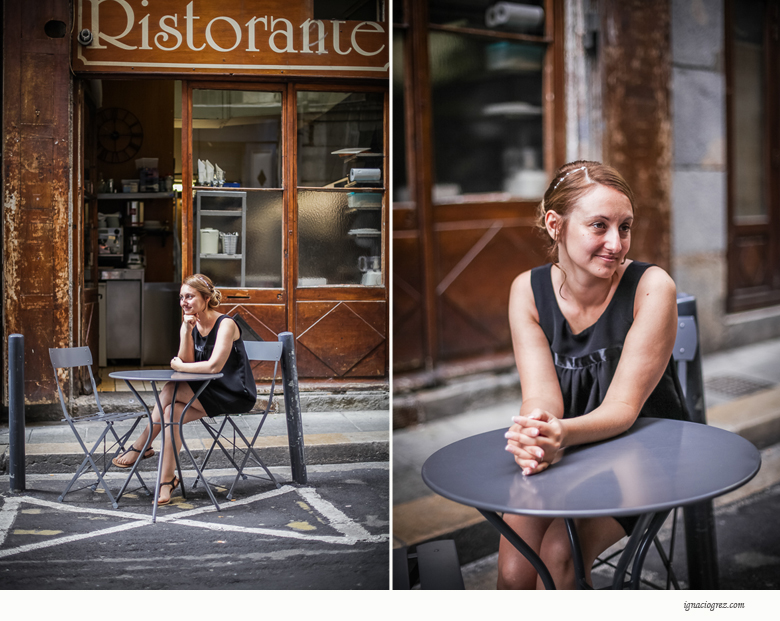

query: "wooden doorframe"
left=725, top=0, right=780, bottom=312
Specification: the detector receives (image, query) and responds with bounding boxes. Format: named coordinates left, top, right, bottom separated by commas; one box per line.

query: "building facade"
left=2, top=0, right=390, bottom=409
left=392, top=0, right=780, bottom=420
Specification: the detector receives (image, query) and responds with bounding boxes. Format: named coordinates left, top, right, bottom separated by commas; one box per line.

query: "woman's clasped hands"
left=504, top=409, right=565, bottom=476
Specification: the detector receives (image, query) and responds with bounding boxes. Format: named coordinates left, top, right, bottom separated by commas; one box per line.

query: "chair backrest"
left=49, top=346, right=93, bottom=369
left=242, top=341, right=283, bottom=414
left=49, top=346, right=103, bottom=419
left=244, top=340, right=283, bottom=362
left=673, top=294, right=706, bottom=424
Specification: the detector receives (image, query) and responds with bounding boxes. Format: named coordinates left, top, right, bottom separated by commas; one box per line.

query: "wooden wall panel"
left=434, top=218, right=545, bottom=360
left=3, top=0, right=73, bottom=405
left=601, top=0, right=672, bottom=270
left=221, top=302, right=286, bottom=380
left=392, top=230, right=425, bottom=372
left=295, top=300, right=386, bottom=377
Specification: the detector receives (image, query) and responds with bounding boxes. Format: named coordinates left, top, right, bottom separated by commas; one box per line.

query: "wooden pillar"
left=601, top=0, right=673, bottom=270
left=407, top=0, right=438, bottom=371
left=2, top=0, right=73, bottom=405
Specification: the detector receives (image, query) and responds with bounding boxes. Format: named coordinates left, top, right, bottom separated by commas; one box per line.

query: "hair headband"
left=195, top=275, right=213, bottom=291
left=552, top=166, right=588, bottom=190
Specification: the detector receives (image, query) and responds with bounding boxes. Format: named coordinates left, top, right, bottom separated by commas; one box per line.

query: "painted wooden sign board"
left=72, top=0, right=389, bottom=78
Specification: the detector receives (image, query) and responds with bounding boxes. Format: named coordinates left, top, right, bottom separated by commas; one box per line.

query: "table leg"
left=150, top=381, right=167, bottom=523
left=610, top=512, right=654, bottom=589
left=629, top=510, right=672, bottom=589
left=477, top=509, right=557, bottom=590
left=175, top=380, right=221, bottom=511
left=115, top=381, right=156, bottom=505
left=168, top=383, right=187, bottom=500
left=564, top=519, right=589, bottom=589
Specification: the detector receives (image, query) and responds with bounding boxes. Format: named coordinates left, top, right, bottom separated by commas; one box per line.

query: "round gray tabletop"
left=109, top=370, right=222, bottom=382
left=422, top=418, right=761, bottom=519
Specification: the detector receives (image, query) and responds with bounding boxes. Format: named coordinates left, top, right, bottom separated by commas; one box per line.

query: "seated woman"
left=112, top=273, right=257, bottom=505
left=500, top=161, right=687, bottom=589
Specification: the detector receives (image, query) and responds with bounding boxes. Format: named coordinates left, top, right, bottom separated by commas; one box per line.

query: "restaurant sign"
left=72, top=0, right=388, bottom=77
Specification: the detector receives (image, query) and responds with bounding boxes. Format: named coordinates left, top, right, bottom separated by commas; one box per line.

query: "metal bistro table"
left=421, top=417, right=761, bottom=589
left=109, top=369, right=223, bottom=522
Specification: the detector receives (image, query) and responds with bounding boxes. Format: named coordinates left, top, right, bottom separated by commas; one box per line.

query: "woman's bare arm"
left=504, top=271, right=566, bottom=471
left=171, top=317, right=238, bottom=374
left=509, top=270, right=564, bottom=418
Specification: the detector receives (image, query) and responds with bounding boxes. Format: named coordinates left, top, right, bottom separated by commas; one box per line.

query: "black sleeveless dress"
left=530, top=261, right=688, bottom=534
left=187, top=315, right=257, bottom=416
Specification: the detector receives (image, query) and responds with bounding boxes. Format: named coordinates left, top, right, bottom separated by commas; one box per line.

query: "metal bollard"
left=278, top=332, right=307, bottom=484
left=676, top=294, right=718, bottom=590
left=8, top=334, right=26, bottom=492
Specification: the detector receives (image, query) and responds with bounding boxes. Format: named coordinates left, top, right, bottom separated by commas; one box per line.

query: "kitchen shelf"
left=97, top=192, right=175, bottom=200
left=200, top=254, right=242, bottom=260
left=201, top=209, right=243, bottom=216
left=195, top=190, right=247, bottom=287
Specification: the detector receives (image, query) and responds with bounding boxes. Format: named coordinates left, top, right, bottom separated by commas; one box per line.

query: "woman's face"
left=179, top=284, right=207, bottom=315
left=555, top=184, right=633, bottom=278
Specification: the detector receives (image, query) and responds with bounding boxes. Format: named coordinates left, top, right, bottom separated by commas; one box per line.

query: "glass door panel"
left=296, top=90, right=385, bottom=287
left=191, top=88, right=284, bottom=289
left=731, top=0, right=767, bottom=224
left=298, top=190, right=383, bottom=286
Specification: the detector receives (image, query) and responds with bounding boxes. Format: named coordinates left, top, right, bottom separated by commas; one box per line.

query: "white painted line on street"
left=0, top=497, right=21, bottom=549
left=0, top=520, right=148, bottom=559
left=0, top=471, right=388, bottom=560
left=11, top=495, right=151, bottom=522
left=154, top=485, right=296, bottom=522
left=169, top=518, right=384, bottom=545
left=296, top=487, right=375, bottom=541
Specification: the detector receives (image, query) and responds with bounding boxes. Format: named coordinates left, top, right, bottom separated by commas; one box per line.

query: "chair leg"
left=192, top=417, right=246, bottom=489
left=225, top=417, right=280, bottom=499
left=107, top=419, right=152, bottom=501
left=60, top=423, right=121, bottom=509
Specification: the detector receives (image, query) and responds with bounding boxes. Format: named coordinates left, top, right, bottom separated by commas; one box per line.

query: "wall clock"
left=96, top=107, right=143, bottom=164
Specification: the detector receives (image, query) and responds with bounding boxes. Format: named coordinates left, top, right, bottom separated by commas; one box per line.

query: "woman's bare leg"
left=498, top=515, right=626, bottom=590
left=113, top=382, right=178, bottom=466
left=536, top=517, right=626, bottom=589
left=157, top=382, right=209, bottom=504
left=497, top=514, right=554, bottom=589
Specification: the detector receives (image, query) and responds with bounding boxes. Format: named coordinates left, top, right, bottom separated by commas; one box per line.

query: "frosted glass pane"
left=298, top=190, right=383, bottom=286
left=192, top=89, right=282, bottom=188
left=246, top=191, right=283, bottom=288
left=429, top=31, right=546, bottom=199
left=297, top=91, right=384, bottom=187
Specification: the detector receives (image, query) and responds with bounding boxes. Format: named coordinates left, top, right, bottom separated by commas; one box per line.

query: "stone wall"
left=670, top=0, right=780, bottom=352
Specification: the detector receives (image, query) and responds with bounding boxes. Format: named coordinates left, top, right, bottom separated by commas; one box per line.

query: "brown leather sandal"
left=111, top=444, right=155, bottom=469
left=156, top=476, right=180, bottom=506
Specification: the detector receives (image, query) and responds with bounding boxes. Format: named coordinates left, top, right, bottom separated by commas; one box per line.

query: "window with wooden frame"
left=392, top=0, right=564, bottom=373
left=726, top=0, right=780, bottom=312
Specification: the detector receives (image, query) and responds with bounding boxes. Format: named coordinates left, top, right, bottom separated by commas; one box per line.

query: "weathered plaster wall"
left=671, top=0, right=780, bottom=352
left=2, top=0, right=73, bottom=405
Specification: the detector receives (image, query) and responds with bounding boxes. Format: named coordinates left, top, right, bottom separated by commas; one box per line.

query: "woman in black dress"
left=499, top=161, right=687, bottom=589
left=112, top=273, right=256, bottom=505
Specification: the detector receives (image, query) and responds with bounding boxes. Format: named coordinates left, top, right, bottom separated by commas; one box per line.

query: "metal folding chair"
left=49, top=346, right=152, bottom=508
left=193, top=340, right=283, bottom=498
